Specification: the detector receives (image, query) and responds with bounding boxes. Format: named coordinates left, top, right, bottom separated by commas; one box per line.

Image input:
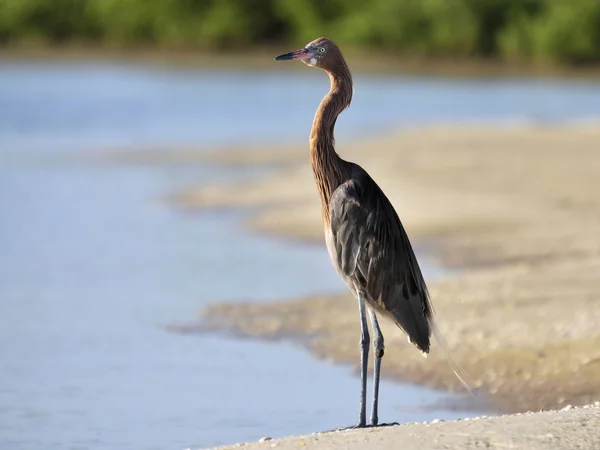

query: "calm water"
left=1, top=61, right=600, bottom=450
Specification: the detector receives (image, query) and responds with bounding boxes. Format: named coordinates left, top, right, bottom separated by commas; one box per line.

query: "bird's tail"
left=428, top=310, right=475, bottom=398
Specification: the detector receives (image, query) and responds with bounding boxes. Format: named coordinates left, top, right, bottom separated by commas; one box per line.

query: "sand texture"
left=169, top=123, right=600, bottom=414
left=211, top=403, right=600, bottom=450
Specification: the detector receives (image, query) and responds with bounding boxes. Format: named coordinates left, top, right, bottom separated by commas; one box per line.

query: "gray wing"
left=329, top=167, right=432, bottom=353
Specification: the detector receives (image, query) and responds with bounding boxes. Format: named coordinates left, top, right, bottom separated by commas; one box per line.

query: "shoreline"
left=156, top=122, right=600, bottom=416
left=100, top=121, right=600, bottom=448
left=210, top=402, right=600, bottom=450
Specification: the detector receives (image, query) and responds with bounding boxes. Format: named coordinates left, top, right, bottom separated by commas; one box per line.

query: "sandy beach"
left=151, top=122, right=600, bottom=446
left=212, top=402, right=600, bottom=450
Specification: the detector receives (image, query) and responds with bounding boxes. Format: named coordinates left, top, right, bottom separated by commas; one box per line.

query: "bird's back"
left=325, top=163, right=432, bottom=354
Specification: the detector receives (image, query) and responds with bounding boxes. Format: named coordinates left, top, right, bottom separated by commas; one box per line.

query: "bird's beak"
left=274, top=48, right=311, bottom=61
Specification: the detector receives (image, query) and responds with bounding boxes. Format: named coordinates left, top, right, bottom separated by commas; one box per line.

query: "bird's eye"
left=319, top=47, right=326, bottom=53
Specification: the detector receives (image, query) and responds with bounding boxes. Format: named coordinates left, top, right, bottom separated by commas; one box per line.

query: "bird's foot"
left=333, top=422, right=391, bottom=432
left=330, top=420, right=399, bottom=433
left=373, top=421, right=399, bottom=428
left=351, top=417, right=367, bottom=429
left=330, top=421, right=366, bottom=432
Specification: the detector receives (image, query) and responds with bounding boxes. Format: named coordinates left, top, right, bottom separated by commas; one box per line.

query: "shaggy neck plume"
left=310, top=59, right=353, bottom=222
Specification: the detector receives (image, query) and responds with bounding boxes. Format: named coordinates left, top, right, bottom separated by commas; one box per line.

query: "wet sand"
left=162, top=123, right=600, bottom=416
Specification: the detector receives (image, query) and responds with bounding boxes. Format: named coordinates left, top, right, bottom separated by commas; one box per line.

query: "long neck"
left=310, top=63, right=353, bottom=222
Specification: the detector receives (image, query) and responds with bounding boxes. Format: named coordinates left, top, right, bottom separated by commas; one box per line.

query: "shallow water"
left=0, top=161, right=467, bottom=449
left=2, top=61, right=600, bottom=156
left=1, top=61, right=600, bottom=449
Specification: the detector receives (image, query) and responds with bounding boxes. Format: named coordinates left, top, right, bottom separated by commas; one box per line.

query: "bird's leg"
left=356, top=292, right=370, bottom=428
left=368, top=309, right=384, bottom=426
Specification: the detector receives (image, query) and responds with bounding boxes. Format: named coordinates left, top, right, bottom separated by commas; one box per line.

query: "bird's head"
left=274, top=37, right=343, bottom=71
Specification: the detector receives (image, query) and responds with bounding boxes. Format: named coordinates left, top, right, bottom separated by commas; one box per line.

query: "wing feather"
left=329, top=164, right=474, bottom=396
left=329, top=166, right=432, bottom=353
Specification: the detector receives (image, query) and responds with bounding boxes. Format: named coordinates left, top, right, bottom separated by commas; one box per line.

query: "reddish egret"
left=275, top=37, right=469, bottom=428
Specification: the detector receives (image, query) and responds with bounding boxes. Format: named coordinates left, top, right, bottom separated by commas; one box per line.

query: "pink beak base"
left=274, top=48, right=311, bottom=61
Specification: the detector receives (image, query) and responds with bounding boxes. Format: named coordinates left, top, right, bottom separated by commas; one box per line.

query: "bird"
left=274, top=37, right=470, bottom=428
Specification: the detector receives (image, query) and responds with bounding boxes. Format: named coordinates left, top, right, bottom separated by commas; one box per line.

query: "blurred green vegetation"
left=1, top=0, right=600, bottom=64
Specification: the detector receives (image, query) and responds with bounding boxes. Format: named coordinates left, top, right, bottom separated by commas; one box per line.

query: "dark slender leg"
left=368, top=308, right=384, bottom=426
left=356, top=293, right=370, bottom=428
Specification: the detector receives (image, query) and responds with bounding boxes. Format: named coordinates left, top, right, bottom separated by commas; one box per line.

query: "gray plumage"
left=327, top=163, right=432, bottom=354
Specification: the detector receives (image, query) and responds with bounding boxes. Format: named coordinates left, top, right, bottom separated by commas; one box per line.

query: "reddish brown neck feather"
left=309, top=52, right=353, bottom=224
